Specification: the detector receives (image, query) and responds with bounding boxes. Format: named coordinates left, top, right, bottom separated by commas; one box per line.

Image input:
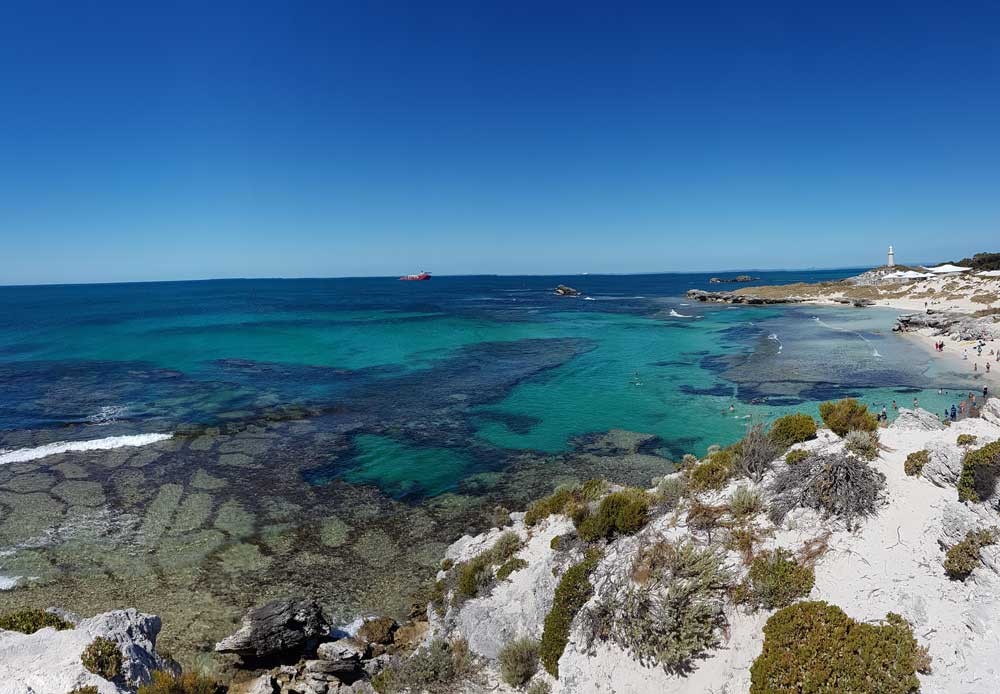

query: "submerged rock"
left=554, top=284, right=581, bottom=297
left=215, top=598, right=331, bottom=661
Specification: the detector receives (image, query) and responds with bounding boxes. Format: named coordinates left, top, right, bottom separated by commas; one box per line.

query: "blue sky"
left=1, top=1, right=998, bottom=284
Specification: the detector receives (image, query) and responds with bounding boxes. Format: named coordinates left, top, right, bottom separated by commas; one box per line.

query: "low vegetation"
left=957, top=434, right=978, bottom=447
left=750, top=601, right=925, bottom=693
left=944, top=528, right=997, bottom=580
left=818, top=398, right=878, bottom=436
left=583, top=540, right=730, bottom=673
left=524, top=480, right=606, bottom=526
left=728, top=486, right=763, bottom=520
left=843, top=429, right=879, bottom=460
left=769, top=452, right=885, bottom=528
left=498, top=637, right=540, bottom=687
left=576, top=489, right=651, bottom=542
left=904, top=450, right=929, bottom=476
left=539, top=547, right=602, bottom=677
left=656, top=475, right=687, bottom=509
left=736, top=549, right=814, bottom=610
left=769, top=413, right=818, bottom=448
left=957, top=441, right=1000, bottom=502
left=372, top=638, right=475, bottom=693
left=688, top=449, right=735, bottom=492
left=81, top=637, right=123, bottom=682
left=737, top=422, right=780, bottom=483
left=136, top=672, right=225, bottom=694
left=0, top=608, right=71, bottom=634
left=456, top=531, right=523, bottom=598
left=495, top=557, right=528, bottom=581
left=784, top=449, right=809, bottom=465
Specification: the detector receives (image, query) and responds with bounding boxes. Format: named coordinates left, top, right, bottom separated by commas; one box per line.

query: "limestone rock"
left=315, top=637, right=366, bottom=674
left=0, top=608, right=177, bottom=694
left=891, top=407, right=946, bottom=432
left=923, top=439, right=965, bottom=488
left=215, top=598, right=331, bottom=660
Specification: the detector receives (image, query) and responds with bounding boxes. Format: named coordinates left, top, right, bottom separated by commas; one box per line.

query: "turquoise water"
left=0, top=273, right=984, bottom=498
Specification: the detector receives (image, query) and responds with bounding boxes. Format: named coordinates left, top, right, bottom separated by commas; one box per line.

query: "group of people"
left=933, top=341, right=946, bottom=352
left=944, top=386, right=990, bottom=422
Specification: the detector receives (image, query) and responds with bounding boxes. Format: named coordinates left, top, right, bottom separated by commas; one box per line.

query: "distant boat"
left=399, top=271, right=431, bottom=281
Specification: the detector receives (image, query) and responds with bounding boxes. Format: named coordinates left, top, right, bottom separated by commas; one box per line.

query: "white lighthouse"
left=887, top=245, right=895, bottom=267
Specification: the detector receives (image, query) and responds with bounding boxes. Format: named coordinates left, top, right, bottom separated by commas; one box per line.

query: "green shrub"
left=818, top=398, right=878, bottom=436
left=904, top=450, right=928, bottom=476
left=740, top=549, right=814, bottom=609
left=136, top=672, right=225, bottom=694
left=689, top=451, right=734, bottom=492
left=784, top=449, right=809, bottom=465
left=525, top=480, right=606, bottom=526
left=843, top=429, right=879, bottom=461
left=576, top=489, right=650, bottom=541
left=524, top=488, right=576, bottom=526
left=498, top=637, right=539, bottom=687
left=729, top=486, right=763, bottom=520
left=0, top=608, right=71, bottom=634
left=944, top=528, right=997, bottom=580
left=455, top=531, right=523, bottom=598
left=496, top=557, right=528, bottom=581
left=750, top=601, right=922, bottom=693
left=656, top=475, right=687, bottom=509
left=958, top=434, right=979, bottom=446
left=579, top=479, right=608, bottom=501
left=526, top=681, right=551, bottom=694
left=372, top=638, right=475, bottom=693
left=769, top=413, right=818, bottom=448
left=539, top=548, right=602, bottom=677
left=549, top=535, right=563, bottom=551
left=81, top=637, right=122, bottom=681
left=583, top=541, right=730, bottom=673
left=957, top=441, right=1000, bottom=502
left=69, top=688, right=100, bottom=694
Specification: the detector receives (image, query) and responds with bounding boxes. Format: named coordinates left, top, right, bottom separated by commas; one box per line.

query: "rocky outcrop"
left=215, top=598, right=331, bottom=662
left=895, top=311, right=1000, bottom=340
left=0, top=608, right=178, bottom=694
left=554, top=285, right=582, bottom=297
left=685, top=289, right=805, bottom=305
left=891, top=407, right=946, bottom=432
left=708, top=275, right=759, bottom=284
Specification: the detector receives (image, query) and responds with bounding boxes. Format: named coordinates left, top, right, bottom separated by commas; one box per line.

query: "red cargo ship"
left=399, top=271, right=431, bottom=281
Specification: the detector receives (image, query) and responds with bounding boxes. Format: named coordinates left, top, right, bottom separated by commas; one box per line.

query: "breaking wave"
left=0, top=433, right=172, bottom=465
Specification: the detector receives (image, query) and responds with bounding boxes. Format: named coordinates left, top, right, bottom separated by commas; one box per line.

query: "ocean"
left=0, top=271, right=981, bottom=661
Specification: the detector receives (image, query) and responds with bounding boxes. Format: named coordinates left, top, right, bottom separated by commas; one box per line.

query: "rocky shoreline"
left=8, top=399, right=1000, bottom=692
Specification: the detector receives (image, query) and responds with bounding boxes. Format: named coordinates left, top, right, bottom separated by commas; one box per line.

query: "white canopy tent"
left=922, top=264, right=972, bottom=274
left=977, top=269, right=1000, bottom=277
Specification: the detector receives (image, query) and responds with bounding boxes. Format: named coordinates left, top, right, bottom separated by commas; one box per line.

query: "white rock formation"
left=0, top=608, right=177, bottom=694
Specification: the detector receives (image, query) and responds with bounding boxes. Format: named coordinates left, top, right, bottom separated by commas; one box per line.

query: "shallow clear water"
left=0, top=271, right=987, bottom=660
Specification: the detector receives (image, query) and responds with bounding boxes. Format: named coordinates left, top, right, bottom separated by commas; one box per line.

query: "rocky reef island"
left=6, top=398, right=1000, bottom=693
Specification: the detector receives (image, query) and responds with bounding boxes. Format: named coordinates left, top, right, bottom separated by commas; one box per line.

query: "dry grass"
left=796, top=530, right=833, bottom=567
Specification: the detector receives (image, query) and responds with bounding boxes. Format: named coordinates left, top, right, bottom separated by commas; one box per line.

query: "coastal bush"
left=656, top=475, right=687, bottom=509
left=904, top=450, right=929, bottom=476
left=768, top=453, right=884, bottom=528
left=686, top=500, right=726, bottom=538
left=737, top=423, right=780, bottom=483
left=496, top=557, right=528, bottom=581
left=769, top=413, right=818, bottom=448
left=729, top=486, right=763, bottom=520
left=136, top=672, right=225, bottom=694
left=498, top=637, right=539, bottom=687
left=539, top=547, right=602, bottom=677
left=957, top=441, right=1000, bottom=502
left=784, top=449, right=809, bottom=465
left=456, top=531, right=523, bottom=598
left=843, top=429, right=879, bottom=460
left=749, top=601, right=923, bottom=693
left=526, top=681, right=551, bottom=694
left=818, top=398, right=878, bottom=436
left=584, top=541, right=730, bottom=673
left=680, top=453, right=699, bottom=471
left=688, top=450, right=735, bottom=492
left=524, top=488, right=576, bottom=527
left=81, top=637, right=122, bottom=681
left=0, top=608, right=71, bottom=633
left=372, top=637, right=475, bottom=693
left=576, top=489, right=651, bottom=542
left=944, top=528, right=997, bottom=580
left=524, top=479, right=605, bottom=526
left=738, top=549, right=814, bottom=610
left=69, top=688, right=99, bottom=694
left=958, top=434, right=979, bottom=447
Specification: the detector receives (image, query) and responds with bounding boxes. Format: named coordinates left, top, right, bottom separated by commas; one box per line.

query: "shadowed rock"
left=215, top=598, right=330, bottom=662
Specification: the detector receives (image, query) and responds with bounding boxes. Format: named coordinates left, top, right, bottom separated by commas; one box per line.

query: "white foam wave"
left=767, top=333, right=783, bottom=353
left=87, top=404, right=129, bottom=426
left=583, top=296, right=595, bottom=301
left=0, top=433, right=172, bottom=465
left=669, top=309, right=693, bottom=318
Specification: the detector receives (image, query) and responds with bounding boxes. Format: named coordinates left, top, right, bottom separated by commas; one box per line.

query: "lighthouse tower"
left=887, top=245, right=895, bottom=267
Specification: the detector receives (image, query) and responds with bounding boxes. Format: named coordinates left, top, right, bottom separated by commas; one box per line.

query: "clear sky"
left=1, top=1, right=998, bottom=284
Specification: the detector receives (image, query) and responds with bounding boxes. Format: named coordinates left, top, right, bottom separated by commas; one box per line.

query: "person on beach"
left=913, top=397, right=919, bottom=408
left=975, top=363, right=978, bottom=372
left=988, top=362, right=991, bottom=373
left=951, top=404, right=957, bottom=421
left=892, top=399, right=898, bottom=411
left=882, top=406, right=888, bottom=421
